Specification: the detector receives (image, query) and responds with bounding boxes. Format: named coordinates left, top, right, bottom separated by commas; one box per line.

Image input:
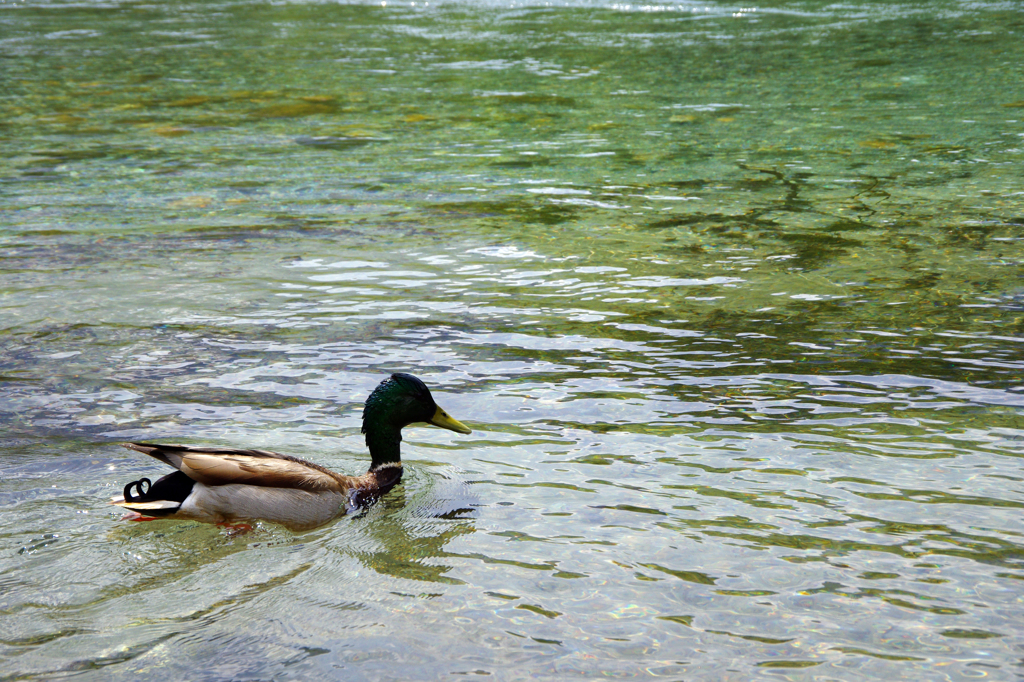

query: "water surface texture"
left=2, top=0, right=1024, bottom=679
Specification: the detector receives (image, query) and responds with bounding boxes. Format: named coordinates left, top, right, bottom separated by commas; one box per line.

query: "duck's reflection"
left=340, top=465, right=479, bottom=584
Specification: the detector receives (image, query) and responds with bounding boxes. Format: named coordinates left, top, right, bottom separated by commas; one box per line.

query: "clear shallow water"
left=2, top=0, right=1023, bottom=679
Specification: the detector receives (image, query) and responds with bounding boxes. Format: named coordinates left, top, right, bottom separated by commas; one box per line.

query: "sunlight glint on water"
left=1, top=0, right=1023, bottom=679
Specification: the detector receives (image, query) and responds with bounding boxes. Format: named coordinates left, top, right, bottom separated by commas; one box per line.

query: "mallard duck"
left=111, top=373, right=471, bottom=530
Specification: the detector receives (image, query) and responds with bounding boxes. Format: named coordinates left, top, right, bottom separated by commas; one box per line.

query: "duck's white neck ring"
left=369, top=461, right=403, bottom=473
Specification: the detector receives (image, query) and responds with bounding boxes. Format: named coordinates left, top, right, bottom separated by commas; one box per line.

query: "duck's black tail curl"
left=124, top=478, right=151, bottom=502
left=119, top=471, right=195, bottom=516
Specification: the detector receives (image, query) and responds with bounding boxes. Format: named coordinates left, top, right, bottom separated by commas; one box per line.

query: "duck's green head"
left=361, top=373, right=471, bottom=468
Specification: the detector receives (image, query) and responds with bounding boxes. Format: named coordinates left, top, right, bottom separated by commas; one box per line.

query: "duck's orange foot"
left=121, top=511, right=159, bottom=522
left=217, top=522, right=254, bottom=536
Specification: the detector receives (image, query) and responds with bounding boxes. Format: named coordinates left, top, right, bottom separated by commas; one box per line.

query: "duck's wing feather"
left=121, top=442, right=355, bottom=492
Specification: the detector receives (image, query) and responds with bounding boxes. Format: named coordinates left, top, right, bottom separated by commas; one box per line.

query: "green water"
left=2, top=0, right=1023, bottom=679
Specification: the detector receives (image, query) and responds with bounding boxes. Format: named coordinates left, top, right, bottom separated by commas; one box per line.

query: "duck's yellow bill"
left=428, top=405, right=472, bottom=434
